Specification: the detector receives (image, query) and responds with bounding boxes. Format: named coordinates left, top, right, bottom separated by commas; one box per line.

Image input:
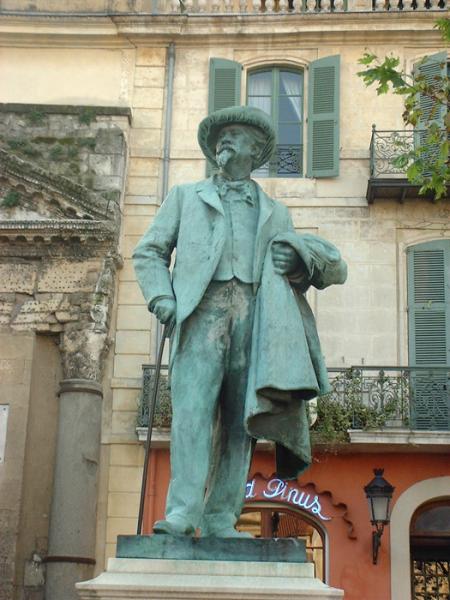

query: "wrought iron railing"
left=255, top=144, right=303, bottom=177
left=369, top=126, right=415, bottom=179
left=0, top=0, right=446, bottom=15
left=138, top=365, right=450, bottom=433
left=326, top=367, right=450, bottom=431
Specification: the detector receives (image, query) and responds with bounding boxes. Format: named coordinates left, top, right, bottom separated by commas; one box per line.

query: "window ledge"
left=135, top=427, right=450, bottom=452
left=136, top=426, right=170, bottom=447
left=349, top=428, right=450, bottom=448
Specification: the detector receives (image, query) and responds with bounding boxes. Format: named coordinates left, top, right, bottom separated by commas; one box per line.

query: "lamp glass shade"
left=364, top=468, right=395, bottom=525
left=368, top=495, right=390, bottom=524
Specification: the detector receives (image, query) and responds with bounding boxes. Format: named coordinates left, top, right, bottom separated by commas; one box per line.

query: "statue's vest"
left=213, top=182, right=259, bottom=284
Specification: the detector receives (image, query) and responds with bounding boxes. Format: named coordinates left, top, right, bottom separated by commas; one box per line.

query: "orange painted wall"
left=144, top=449, right=450, bottom=600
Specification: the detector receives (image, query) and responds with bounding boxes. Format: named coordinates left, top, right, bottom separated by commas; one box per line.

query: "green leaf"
left=393, top=154, right=409, bottom=169
left=435, top=17, right=450, bottom=43
left=406, top=162, right=423, bottom=182
left=358, top=52, right=377, bottom=65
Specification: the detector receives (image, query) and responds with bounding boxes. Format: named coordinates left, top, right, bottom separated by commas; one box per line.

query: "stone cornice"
left=0, top=11, right=445, bottom=45
left=0, top=219, right=116, bottom=257
left=0, top=218, right=114, bottom=235
left=118, top=12, right=446, bottom=44
left=0, top=149, right=113, bottom=222
left=0, top=103, right=132, bottom=124
left=0, top=224, right=115, bottom=259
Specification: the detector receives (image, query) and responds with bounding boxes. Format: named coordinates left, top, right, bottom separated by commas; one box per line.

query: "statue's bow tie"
left=215, top=179, right=256, bottom=205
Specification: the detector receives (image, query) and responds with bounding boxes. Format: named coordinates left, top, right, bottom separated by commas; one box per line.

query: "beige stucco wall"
left=0, top=333, right=35, bottom=599
left=0, top=46, right=135, bottom=106
left=0, top=11, right=449, bottom=574
left=14, top=336, right=61, bottom=595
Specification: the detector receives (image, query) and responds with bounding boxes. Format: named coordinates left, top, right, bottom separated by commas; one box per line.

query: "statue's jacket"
left=133, top=178, right=347, bottom=478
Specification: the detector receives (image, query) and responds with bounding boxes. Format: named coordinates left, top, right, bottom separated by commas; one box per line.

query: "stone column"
left=45, top=378, right=103, bottom=600
left=44, top=256, right=116, bottom=599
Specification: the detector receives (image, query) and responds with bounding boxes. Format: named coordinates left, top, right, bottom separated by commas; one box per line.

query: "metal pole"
left=155, top=41, right=176, bottom=353
left=137, top=325, right=168, bottom=535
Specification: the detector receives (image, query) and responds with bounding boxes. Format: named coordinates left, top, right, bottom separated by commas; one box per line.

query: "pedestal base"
left=76, top=558, right=344, bottom=599
left=116, top=534, right=307, bottom=562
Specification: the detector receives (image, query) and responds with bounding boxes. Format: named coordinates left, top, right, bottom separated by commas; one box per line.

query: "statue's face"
left=215, top=124, right=256, bottom=169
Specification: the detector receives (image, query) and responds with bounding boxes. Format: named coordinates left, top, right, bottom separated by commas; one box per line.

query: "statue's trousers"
left=165, top=279, right=254, bottom=533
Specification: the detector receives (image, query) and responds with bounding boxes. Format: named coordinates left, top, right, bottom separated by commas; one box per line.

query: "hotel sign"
left=245, top=475, right=332, bottom=521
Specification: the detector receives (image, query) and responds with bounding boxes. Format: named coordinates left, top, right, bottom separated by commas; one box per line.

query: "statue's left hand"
left=271, top=242, right=301, bottom=275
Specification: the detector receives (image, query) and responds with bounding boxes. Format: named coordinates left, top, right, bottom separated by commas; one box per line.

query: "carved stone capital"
left=60, top=327, right=111, bottom=383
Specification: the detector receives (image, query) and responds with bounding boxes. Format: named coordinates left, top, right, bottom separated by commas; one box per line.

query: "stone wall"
left=0, top=0, right=151, bottom=11
left=0, top=106, right=128, bottom=205
left=14, top=336, right=61, bottom=600
left=0, top=105, right=129, bottom=600
left=0, top=333, right=35, bottom=600
left=102, top=45, right=167, bottom=563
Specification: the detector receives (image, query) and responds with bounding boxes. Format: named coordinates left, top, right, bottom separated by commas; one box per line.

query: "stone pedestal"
left=116, top=534, right=307, bottom=562
left=76, top=557, right=344, bottom=599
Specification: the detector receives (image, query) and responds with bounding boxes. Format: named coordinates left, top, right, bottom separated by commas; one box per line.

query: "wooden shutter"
left=407, top=240, right=450, bottom=429
left=207, top=58, right=242, bottom=175
left=307, top=55, right=340, bottom=178
left=414, top=52, right=447, bottom=163
left=208, top=58, right=242, bottom=114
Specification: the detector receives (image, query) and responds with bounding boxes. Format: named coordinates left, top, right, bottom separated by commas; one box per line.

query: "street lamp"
left=364, top=468, right=395, bottom=565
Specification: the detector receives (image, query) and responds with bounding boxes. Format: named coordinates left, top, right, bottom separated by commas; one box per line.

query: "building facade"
left=0, top=2, right=449, bottom=600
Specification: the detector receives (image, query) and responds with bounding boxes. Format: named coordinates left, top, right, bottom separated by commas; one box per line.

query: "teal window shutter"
left=407, top=240, right=450, bottom=367
left=208, top=58, right=242, bottom=114
left=414, top=51, right=447, bottom=165
left=307, top=55, right=340, bottom=178
left=207, top=58, right=242, bottom=175
left=407, top=240, right=450, bottom=429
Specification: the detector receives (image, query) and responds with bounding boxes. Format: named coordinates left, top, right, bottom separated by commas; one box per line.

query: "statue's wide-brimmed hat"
left=197, top=105, right=276, bottom=170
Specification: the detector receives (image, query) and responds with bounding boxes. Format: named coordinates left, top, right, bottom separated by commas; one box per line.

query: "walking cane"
left=137, top=322, right=171, bottom=535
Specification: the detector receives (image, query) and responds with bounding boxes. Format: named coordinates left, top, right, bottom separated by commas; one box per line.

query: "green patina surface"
left=133, top=106, right=347, bottom=537
left=116, top=535, right=307, bottom=563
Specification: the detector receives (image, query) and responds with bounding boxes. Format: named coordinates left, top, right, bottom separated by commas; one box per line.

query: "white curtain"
left=279, top=71, right=302, bottom=122
left=248, top=71, right=272, bottom=116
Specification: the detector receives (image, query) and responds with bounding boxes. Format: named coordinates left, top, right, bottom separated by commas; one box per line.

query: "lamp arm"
left=372, top=523, right=385, bottom=565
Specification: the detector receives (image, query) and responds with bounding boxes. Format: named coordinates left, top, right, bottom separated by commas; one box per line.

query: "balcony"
left=0, top=0, right=446, bottom=15
left=137, top=365, right=450, bottom=448
left=153, top=0, right=448, bottom=12
left=366, top=126, right=450, bottom=203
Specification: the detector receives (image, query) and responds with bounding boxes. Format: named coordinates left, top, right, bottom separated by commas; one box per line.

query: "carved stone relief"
left=0, top=107, right=129, bottom=383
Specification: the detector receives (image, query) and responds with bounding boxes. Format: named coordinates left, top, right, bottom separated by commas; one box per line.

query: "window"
left=410, top=501, right=450, bottom=600
left=208, top=56, right=340, bottom=178
left=247, top=68, right=304, bottom=177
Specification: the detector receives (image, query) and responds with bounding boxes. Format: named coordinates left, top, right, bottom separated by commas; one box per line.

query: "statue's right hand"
left=152, top=298, right=176, bottom=327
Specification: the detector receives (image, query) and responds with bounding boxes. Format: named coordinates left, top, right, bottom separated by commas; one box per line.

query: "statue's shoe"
left=153, top=519, right=195, bottom=536
left=203, top=527, right=253, bottom=539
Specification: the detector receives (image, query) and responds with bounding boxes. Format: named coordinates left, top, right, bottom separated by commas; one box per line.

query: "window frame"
left=246, top=65, right=305, bottom=178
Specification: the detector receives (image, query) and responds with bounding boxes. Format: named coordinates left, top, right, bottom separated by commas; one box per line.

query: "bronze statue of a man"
left=133, top=106, right=347, bottom=538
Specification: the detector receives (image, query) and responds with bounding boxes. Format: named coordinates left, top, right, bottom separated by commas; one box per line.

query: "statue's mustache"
left=217, top=143, right=235, bottom=153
